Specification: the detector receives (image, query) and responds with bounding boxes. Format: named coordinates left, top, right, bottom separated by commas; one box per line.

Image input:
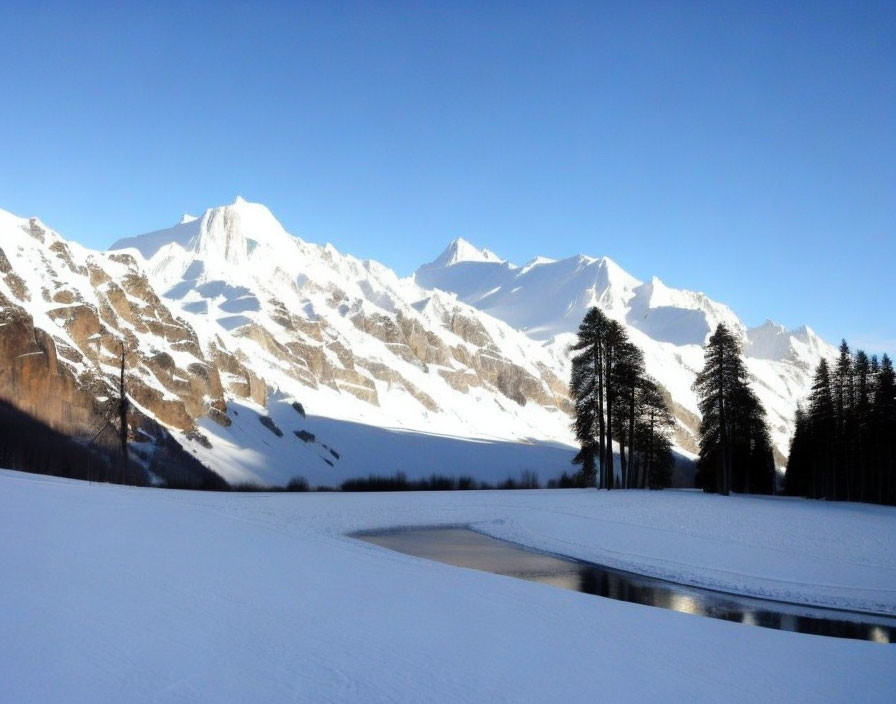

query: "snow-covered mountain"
left=416, top=238, right=837, bottom=461
left=108, top=198, right=578, bottom=485
left=1, top=201, right=576, bottom=487
left=0, top=199, right=835, bottom=487
left=0, top=208, right=243, bottom=487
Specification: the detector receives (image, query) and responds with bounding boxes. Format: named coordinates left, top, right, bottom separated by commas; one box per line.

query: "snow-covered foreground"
left=2, top=470, right=894, bottom=703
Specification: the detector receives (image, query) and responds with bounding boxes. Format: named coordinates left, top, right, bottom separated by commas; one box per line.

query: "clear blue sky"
left=1, top=1, right=893, bottom=350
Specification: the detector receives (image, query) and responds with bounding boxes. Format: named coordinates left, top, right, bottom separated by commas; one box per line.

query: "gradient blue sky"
left=1, top=1, right=893, bottom=350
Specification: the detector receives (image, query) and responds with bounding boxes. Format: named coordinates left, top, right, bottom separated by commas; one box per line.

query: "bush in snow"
left=259, top=415, right=284, bottom=437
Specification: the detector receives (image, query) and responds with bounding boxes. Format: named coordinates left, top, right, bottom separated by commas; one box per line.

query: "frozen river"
left=356, top=526, right=896, bottom=643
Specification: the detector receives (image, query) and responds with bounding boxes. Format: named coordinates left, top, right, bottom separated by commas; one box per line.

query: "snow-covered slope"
left=416, top=239, right=838, bottom=461
left=107, top=198, right=577, bottom=485
left=2, top=470, right=894, bottom=703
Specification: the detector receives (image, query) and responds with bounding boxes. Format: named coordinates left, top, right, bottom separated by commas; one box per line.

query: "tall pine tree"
left=853, top=350, right=872, bottom=499
left=694, top=323, right=775, bottom=495
left=784, top=405, right=811, bottom=497
left=833, top=340, right=854, bottom=499
left=872, top=354, right=896, bottom=504
left=570, top=307, right=675, bottom=490
left=808, top=359, right=836, bottom=499
left=633, top=378, right=675, bottom=489
left=570, top=308, right=605, bottom=487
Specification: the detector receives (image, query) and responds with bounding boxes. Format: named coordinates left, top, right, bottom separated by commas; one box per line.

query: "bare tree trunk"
left=646, top=412, right=655, bottom=489
left=716, top=397, right=724, bottom=494
left=605, top=376, right=614, bottom=490
left=118, top=343, right=129, bottom=484
left=604, top=337, right=616, bottom=490
left=596, top=343, right=606, bottom=489
left=619, top=426, right=627, bottom=489
left=628, top=383, right=636, bottom=488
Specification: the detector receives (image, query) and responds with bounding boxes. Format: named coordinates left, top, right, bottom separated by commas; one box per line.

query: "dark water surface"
left=354, top=526, right=895, bottom=643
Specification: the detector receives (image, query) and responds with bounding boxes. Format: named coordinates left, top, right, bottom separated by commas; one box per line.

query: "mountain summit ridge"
left=423, top=237, right=507, bottom=269
left=113, top=199, right=837, bottom=463
left=415, top=233, right=837, bottom=458
left=112, top=197, right=296, bottom=264
left=417, top=236, right=824, bottom=359
left=0, top=199, right=837, bottom=485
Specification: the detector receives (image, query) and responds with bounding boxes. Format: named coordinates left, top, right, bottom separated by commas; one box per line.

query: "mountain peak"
left=756, top=319, right=788, bottom=333
left=427, top=237, right=506, bottom=268
left=201, top=198, right=286, bottom=241
left=746, top=319, right=836, bottom=364
left=112, top=198, right=293, bottom=261
left=793, top=324, right=817, bottom=340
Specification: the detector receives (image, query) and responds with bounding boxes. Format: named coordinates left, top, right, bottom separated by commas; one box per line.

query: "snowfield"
left=1, top=469, right=894, bottom=703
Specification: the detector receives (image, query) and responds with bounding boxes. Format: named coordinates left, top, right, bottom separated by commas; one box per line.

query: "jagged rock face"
left=0, top=298, right=102, bottom=437
left=0, top=214, right=260, bottom=451
left=0, top=247, right=30, bottom=300
left=446, top=312, right=494, bottom=349
left=207, top=342, right=268, bottom=407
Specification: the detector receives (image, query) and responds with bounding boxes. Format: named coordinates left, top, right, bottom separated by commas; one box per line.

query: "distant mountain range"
left=417, top=236, right=836, bottom=462
left=0, top=198, right=835, bottom=486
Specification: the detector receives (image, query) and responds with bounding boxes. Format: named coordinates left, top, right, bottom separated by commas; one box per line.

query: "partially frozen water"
left=354, top=526, right=895, bottom=643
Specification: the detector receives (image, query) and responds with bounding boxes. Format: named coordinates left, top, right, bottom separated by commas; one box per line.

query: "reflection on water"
left=670, top=593, right=702, bottom=616
left=354, top=527, right=895, bottom=643
left=870, top=626, right=890, bottom=644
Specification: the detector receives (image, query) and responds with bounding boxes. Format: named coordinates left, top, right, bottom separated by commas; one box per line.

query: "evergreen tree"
left=872, top=354, right=896, bottom=504
left=833, top=340, right=854, bottom=499
left=612, top=340, right=645, bottom=489
left=784, top=405, right=811, bottom=497
left=853, top=350, right=872, bottom=499
left=868, top=354, right=881, bottom=500
left=694, top=323, right=740, bottom=495
left=647, top=432, right=675, bottom=489
left=807, top=359, right=836, bottom=499
left=570, top=307, right=674, bottom=491
left=570, top=308, right=606, bottom=487
left=601, top=320, right=629, bottom=489
left=786, top=344, right=895, bottom=506
left=694, top=323, right=774, bottom=495
left=569, top=310, right=630, bottom=489
left=634, top=378, right=675, bottom=489
left=730, top=382, right=776, bottom=494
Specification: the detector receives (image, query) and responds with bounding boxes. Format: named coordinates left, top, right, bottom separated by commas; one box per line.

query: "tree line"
left=571, top=309, right=895, bottom=505
left=569, top=307, right=675, bottom=489
left=569, top=309, right=776, bottom=494
left=784, top=341, right=896, bottom=505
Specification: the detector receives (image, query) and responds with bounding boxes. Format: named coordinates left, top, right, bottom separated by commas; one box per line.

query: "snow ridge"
left=416, top=239, right=838, bottom=461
